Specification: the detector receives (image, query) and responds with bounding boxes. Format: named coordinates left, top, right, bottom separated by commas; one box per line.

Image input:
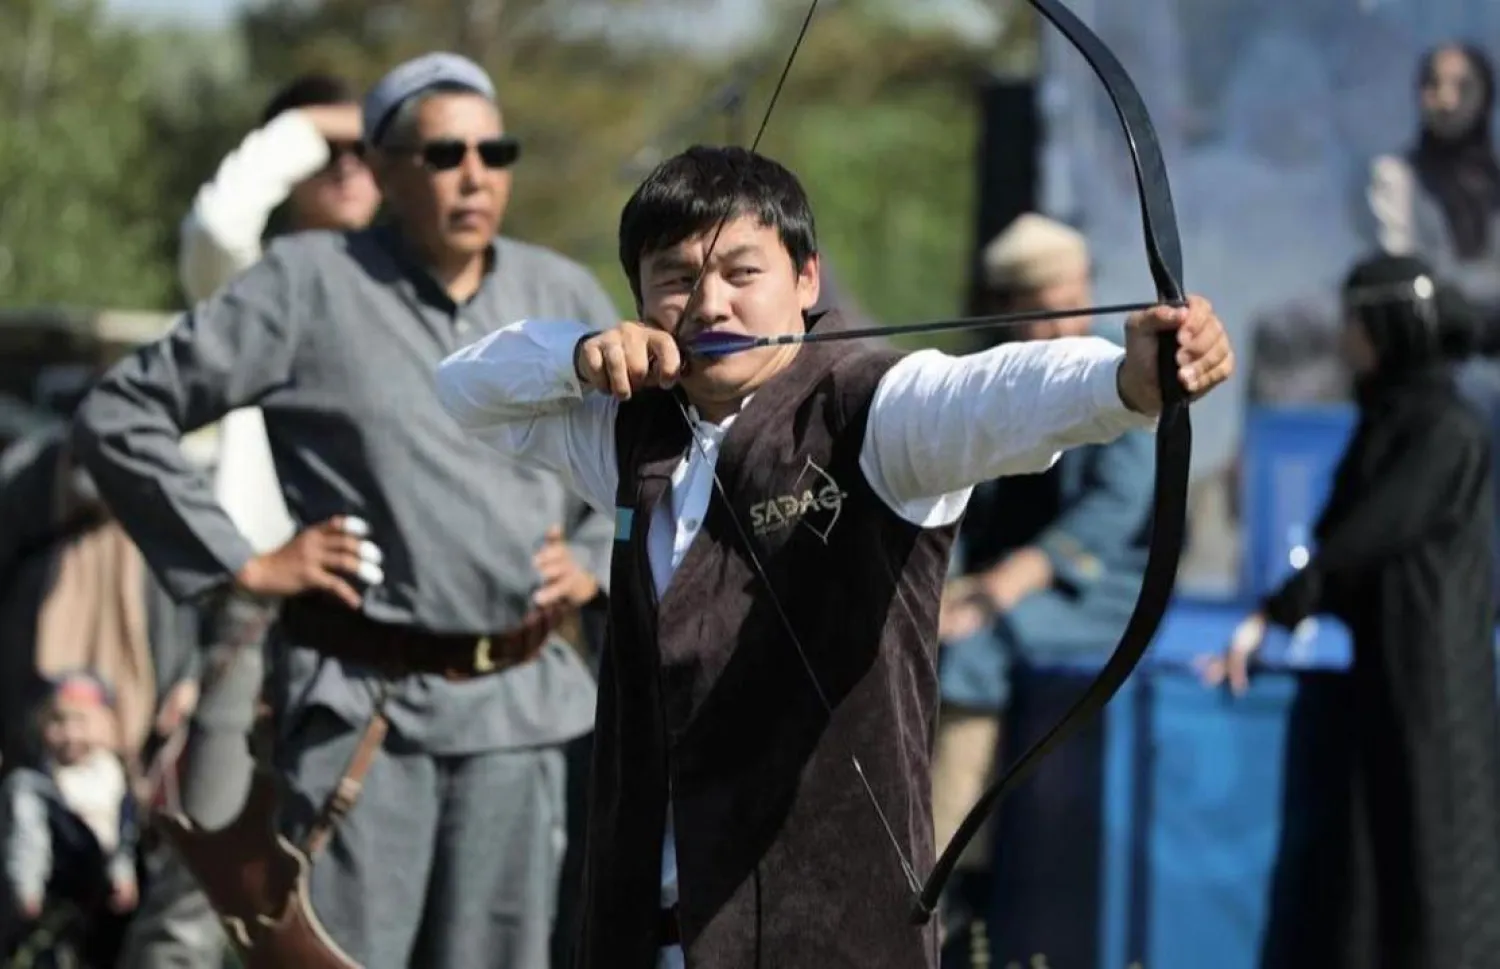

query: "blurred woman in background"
left=1368, top=44, right=1500, bottom=317
left=1202, top=253, right=1500, bottom=969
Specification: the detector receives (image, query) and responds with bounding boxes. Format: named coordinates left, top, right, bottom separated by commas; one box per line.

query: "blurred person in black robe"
left=1200, top=252, right=1500, bottom=969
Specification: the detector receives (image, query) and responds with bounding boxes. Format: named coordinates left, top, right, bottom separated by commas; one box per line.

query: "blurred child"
left=1, top=671, right=139, bottom=958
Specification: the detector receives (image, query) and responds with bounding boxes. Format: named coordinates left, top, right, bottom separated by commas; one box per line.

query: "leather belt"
left=279, top=595, right=562, bottom=681
left=659, top=905, right=681, bottom=947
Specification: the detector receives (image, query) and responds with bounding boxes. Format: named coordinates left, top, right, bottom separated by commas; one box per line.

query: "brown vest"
left=577, top=311, right=957, bottom=969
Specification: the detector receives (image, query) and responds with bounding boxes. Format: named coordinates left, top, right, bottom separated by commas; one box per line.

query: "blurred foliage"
left=0, top=0, right=175, bottom=307
left=0, top=0, right=1041, bottom=338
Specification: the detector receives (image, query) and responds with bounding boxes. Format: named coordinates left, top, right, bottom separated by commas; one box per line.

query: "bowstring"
left=663, top=0, right=925, bottom=897
left=670, top=0, right=821, bottom=318
left=672, top=397, right=923, bottom=896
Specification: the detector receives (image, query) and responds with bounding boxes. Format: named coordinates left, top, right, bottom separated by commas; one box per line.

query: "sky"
left=98, top=0, right=787, bottom=53
left=102, top=0, right=1001, bottom=39
left=105, top=0, right=243, bottom=27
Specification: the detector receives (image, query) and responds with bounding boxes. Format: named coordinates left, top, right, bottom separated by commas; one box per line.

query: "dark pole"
left=965, top=71, right=1042, bottom=316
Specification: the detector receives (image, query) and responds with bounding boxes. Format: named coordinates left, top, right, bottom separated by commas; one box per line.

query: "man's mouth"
left=450, top=209, right=491, bottom=226
left=677, top=326, right=734, bottom=360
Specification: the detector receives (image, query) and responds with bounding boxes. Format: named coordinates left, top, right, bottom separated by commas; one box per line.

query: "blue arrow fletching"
left=688, top=331, right=762, bottom=357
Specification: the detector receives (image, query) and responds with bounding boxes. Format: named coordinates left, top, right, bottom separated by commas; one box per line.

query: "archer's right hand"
left=234, top=515, right=384, bottom=610
left=573, top=322, right=683, bottom=400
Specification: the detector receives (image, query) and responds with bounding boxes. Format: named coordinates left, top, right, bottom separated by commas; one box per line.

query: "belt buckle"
left=473, top=636, right=495, bottom=674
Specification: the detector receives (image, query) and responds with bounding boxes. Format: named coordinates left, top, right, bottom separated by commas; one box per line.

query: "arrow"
left=684, top=299, right=1163, bottom=357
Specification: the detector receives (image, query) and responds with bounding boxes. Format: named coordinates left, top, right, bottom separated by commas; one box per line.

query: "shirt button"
left=684, top=518, right=699, bottom=531
left=456, top=320, right=472, bottom=335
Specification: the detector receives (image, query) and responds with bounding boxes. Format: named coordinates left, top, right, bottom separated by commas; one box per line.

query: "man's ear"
left=796, top=252, right=822, bottom=311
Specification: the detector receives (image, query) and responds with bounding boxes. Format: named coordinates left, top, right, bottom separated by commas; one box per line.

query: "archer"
left=434, top=144, right=1233, bottom=969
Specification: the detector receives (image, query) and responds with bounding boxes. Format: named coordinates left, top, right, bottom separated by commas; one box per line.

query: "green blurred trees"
left=0, top=0, right=176, bottom=307
left=1, top=0, right=1038, bottom=331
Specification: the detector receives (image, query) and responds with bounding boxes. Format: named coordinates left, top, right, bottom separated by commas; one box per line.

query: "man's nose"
left=458, top=146, right=487, bottom=191
left=336, top=150, right=367, bottom=175
left=689, top=274, right=732, bottom=323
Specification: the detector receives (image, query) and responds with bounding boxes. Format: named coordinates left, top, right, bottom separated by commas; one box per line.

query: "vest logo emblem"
left=748, top=456, right=847, bottom=544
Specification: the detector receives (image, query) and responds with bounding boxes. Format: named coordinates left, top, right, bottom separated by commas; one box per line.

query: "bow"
left=669, top=0, right=1190, bottom=929
left=911, top=0, right=1189, bottom=921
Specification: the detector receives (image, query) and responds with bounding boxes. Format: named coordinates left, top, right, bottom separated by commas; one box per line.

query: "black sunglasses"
left=394, top=136, right=521, bottom=172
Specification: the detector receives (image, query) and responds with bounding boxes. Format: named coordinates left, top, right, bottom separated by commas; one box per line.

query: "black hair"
left=1435, top=284, right=1483, bottom=360
left=1342, top=253, right=1446, bottom=376
left=617, top=145, right=817, bottom=309
left=261, top=72, right=358, bottom=128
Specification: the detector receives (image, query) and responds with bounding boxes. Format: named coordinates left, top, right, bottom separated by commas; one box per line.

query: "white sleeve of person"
left=1, top=772, right=53, bottom=907
left=1367, top=155, right=1418, bottom=257
left=177, top=109, right=332, bottom=304
left=860, top=336, right=1157, bottom=528
left=435, top=320, right=621, bottom=517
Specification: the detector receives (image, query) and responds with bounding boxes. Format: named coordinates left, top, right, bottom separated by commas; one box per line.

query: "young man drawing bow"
left=435, top=145, right=1232, bottom=969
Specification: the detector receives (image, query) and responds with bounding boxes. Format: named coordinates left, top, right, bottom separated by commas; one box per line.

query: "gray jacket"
left=72, top=226, right=619, bottom=752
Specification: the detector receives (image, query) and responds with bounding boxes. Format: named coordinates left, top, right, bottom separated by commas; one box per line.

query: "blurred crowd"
left=0, top=27, right=1498, bottom=969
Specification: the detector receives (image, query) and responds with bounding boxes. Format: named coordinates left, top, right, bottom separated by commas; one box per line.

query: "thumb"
left=1133, top=303, right=1190, bottom=334
left=544, top=524, right=565, bottom=544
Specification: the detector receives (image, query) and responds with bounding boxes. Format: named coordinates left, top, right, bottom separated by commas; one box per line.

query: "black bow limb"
left=909, top=0, right=1192, bottom=924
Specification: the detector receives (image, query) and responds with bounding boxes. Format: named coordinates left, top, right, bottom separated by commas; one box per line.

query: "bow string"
left=662, top=0, right=1193, bottom=928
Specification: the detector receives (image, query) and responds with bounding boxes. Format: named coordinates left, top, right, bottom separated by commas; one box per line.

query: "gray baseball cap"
left=362, top=52, right=496, bottom=146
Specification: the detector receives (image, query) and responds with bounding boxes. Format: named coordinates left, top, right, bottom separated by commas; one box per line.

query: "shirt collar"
left=371, top=221, right=499, bottom=309
left=685, top=392, right=754, bottom=435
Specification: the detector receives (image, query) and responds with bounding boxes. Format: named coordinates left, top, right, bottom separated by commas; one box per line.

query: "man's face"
left=990, top=269, right=1092, bottom=341
left=289, top=122, right=381, bottom=233
left=1422, top=47, right=1486, bottom=140
left=378, top=93, right=511, bottom=264
left=638, top=215, right=819, bottom=414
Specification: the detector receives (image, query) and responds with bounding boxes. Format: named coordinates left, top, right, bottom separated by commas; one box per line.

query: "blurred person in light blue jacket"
left=929, top=214, right=1154, bottom=944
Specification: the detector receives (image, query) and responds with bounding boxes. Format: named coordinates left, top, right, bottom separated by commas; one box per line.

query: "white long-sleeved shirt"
left=179, top=110, right=331, bottom=304
left=433, top=319, right=1155, bottom=962
left=176, top=110, right=329, bottom=553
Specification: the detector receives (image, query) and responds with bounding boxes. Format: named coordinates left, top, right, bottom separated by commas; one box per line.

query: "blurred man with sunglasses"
left=74, top=52, right=616, bottom=969
left=117, top=71, right=384, bottom=969
left=363, top=74, right=523, bottom=300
